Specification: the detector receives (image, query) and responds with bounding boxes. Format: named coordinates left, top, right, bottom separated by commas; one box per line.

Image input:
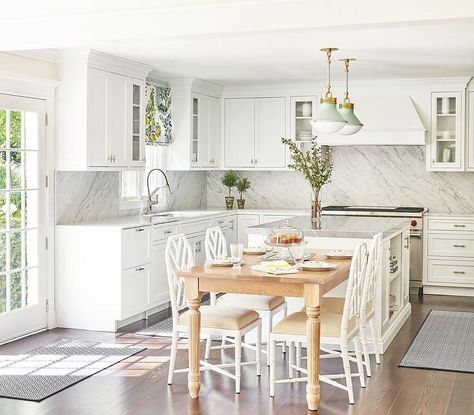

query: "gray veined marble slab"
left=248, top=215, right=409, bottom=240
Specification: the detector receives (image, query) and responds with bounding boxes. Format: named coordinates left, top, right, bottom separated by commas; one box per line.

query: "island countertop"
left=248, top=214, right=410, bottom=240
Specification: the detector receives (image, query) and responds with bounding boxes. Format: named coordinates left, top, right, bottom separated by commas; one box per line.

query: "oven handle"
left=410, top=232, right=422, bottom=238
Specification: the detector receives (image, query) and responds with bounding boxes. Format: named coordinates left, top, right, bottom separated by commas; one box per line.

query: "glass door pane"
left=0, top=94, right=46, bottom=343
left=132, top=84, right=141, bottom=162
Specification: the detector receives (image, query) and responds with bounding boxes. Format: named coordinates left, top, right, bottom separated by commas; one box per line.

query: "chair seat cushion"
left=179, top=306, right=259, bottom=331
left=322, top=296, right=375, bottom=318
left=272, top=311, right=357, bottom=338
left=217, top=294, right=285, bottom=311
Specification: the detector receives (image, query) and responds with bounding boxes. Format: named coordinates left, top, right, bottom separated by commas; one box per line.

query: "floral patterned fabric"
left=145, top=84, right=173, bottom=146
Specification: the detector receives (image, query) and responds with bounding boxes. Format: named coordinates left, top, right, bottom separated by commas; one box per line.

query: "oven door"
left=409, top=231, right=423, bottom=287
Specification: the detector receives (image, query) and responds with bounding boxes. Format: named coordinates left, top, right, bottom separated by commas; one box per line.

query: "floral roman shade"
left=145, top=84, right=174, bottom=146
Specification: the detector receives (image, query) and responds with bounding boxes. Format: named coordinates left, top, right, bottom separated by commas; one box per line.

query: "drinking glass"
left=289, top=243, right=305, bottom=268
left=230, top=243, right=244, bottom=267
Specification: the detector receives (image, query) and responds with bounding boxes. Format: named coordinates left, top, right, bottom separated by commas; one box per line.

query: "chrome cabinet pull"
left=453, top=271, right=466, bottom=274
left=210, top=158, right=215, bottom=163
left=218, top=220, right=225, bottom=225
left=454, top=224, right=466, bottom=228
left=135, top=228, right=145, bottom=232
left=136, top=267, right=145, bottom=272
left=453, top=244, right=466, bottom=248
left=404, top=236, right=409, bottom=249
left=164, top=230, right=173, bottom=235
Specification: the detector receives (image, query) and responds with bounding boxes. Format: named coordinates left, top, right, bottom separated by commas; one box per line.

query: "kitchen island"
left=247, top=215, right=411, bottom=353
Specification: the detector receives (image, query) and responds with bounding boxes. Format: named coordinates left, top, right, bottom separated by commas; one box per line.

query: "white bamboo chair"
left=165, top=233, right=262, bottom=394
left=269, top=243, right=369, bottom=404
left=204, top=226, right=287, bottom=363
left=319, top=233, right=382, bottom=376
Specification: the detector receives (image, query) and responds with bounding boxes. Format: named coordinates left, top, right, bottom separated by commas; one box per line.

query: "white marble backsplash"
left=166, top=170, right=207, bottom=210
left=55, top=171, right=121, bottom=224
left=207, top=146, right=474, bottom=213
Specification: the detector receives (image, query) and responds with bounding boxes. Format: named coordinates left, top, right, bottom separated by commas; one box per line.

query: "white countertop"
left=249, top=215, right=410, bottom=239
left=56, top=208, right=310, bottom=229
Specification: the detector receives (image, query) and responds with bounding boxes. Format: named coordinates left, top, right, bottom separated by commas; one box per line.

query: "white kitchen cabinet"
left=224, top=97, right=286, bottom=169
left=237, top=214, right=260, bottom=244
left=262, top=214, right=292, bottom=224
left=224, top=98, right=255, bottom=168
left=424, top=215, right=474, bottom=295
left=121, top=264, right=151, bottom=319
left=56, top=50, right=151, bottom=171
left=226, top=215, right=238, bottom=246
left=189, top=234, right=206, bottom=264
left=150, top=242, right=170, bottom=307
left=468, top=91, right=474, bottom=171
left=427, top=91, right=464, bottom=171
left=168, top=79, right=222, bottom=170
left=290, top=96, right=318, bottom=152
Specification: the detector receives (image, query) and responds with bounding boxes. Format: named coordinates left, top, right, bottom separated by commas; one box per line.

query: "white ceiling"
left=4, top=0, right=474, bottom=84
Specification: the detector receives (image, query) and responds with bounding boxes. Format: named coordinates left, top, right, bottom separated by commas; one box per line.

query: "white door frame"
left=0, top=75, right=57, bottom=343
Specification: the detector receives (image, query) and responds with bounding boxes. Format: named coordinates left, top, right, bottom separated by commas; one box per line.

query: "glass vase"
left=311, top=189, right=322, bottom=229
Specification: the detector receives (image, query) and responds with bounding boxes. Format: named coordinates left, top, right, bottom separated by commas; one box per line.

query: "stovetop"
left=322, top=205, right=427, bottom=218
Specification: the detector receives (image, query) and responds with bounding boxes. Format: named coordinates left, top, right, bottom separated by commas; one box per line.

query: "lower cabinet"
left=121, top=264, right=151, bottom=320
left=237, top=214, right=260, bottom=244
left=424, top=215, right=474, bottom=294
left=150, top=242, right=170, bottom=308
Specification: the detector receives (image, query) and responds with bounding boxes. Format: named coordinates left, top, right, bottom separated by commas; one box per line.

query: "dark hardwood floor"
left=1, top=294, right=474, bottom=415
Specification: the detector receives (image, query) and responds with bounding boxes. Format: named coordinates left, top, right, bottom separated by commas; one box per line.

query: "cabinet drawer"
left=121, top=264, right=150, bottom=319
left=209, top=217, right=230, bottom=229
left=428, top=218, right=474, bottom=232
left=122, top=226, right=151, bottom=269
left=427, top=259, right=474, bottom=286
left=262, top=214, right=291, bottom=224
left=179, top=220, right=210, bottom=236
left=153, top=224, right=178, bottom=242
left=427, top=234, right=474, bottom=257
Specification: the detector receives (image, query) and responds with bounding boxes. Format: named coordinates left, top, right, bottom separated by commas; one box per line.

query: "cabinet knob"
left=250, top=158, right=254, bottom=164
left=254, top=158, right=257, bottom=164
left=136, top=267, right=145, bottom=272
left=135, top=228, right=145, bottom=232
left=164, top=230, right=173, bottom=235
left=210, top=159, right=215, bottom=163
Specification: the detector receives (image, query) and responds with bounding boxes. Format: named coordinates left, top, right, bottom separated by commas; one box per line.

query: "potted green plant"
left=282, top=138, right=333, bottom=229
left=221, top=170, right=239, bottom=210
left=236, top=177, right=251, bottom=209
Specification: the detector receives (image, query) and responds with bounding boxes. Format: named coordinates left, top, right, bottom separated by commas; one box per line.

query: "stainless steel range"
left=322, top=205, right=427, bottom=292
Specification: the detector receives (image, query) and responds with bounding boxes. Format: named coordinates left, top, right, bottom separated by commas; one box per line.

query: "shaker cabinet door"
left=224, top=98, right=255, bottom=168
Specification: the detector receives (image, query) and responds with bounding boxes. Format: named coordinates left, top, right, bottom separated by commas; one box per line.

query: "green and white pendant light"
left=310, top=48, right=363, bottom=135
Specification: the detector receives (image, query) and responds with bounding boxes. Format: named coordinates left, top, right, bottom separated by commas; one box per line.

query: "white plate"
left=244, top=247, right=267, bottom=255
left=323, top=249, right=353, bottom=259
left=299, top=261, right=337, bottom=271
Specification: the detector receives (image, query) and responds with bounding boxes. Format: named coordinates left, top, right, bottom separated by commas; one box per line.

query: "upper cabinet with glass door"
left=428, top=92, right=464, bottom=171
left=55, top=50, right=152, bottom=171
left=290, top=96, right=318, bottom=153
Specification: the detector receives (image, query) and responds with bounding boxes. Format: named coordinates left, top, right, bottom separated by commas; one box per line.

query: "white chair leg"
left=266, top=312, right=273, bottom=366
left=269, top=335, right=276, bottom=397
left=256, top=321, right=262, bottom=377
left=288, top=341, right=295, bottom=379
left=369, top=319, right=381, bottom=364
left=296, top=342, right=301, bottom=372
left=235, top=335, right=242, bottom=394
left=167, top=330, right=179, bottom=385
left=353, top=336, right=366, bottom=388
left=205, top=334, right=212, bottom=360
left=341, top=342, right=355, bottom=405
left=281, top=305, right=288, bottom=355
left=359, top=323, right=372, bottom=377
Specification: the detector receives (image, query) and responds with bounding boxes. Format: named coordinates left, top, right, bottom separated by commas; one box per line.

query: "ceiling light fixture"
left=338, top=58, right=363, bottom=135
left=311, top=47, right=346, bottom=134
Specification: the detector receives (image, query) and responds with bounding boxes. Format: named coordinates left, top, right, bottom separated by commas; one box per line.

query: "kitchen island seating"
left=204, top=226, right=287, bottom=362
left=269, top=243, right=369, bottom=404
left=165, top=233, right=262, bottom=394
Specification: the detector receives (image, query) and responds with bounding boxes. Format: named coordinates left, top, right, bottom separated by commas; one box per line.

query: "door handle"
left=404, top=236, right=410, bottom=249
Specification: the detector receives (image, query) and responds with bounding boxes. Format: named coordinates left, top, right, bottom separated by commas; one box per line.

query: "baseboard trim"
left=424, top=286, right=474, bottom=297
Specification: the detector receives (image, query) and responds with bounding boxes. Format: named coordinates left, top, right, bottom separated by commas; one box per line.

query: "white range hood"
left=316, top=96, right=426, bottom=146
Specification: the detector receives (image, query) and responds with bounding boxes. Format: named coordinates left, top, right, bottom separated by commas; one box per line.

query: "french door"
left=0, top=94, right=47, bottom=344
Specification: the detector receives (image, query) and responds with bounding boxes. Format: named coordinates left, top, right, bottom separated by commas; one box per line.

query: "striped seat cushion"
left=179, top=306, right=259, bottom=331
left=272, top=311, right=358, bottom=338
left=217, top=294, right=285, bottom=311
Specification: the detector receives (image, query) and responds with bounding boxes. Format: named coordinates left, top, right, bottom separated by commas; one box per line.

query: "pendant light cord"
left=344, top=59, right=350, bottom=103
left=325, top=49, right=332, bottom=98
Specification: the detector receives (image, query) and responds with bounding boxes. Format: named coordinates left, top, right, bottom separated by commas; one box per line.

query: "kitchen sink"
left=143, top=210, right=224, bottom=224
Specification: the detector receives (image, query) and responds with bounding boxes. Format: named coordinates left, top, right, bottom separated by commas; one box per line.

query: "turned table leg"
left=185, top=277, right=202, bottom=399
left=304, top=284, right=321, bottom=412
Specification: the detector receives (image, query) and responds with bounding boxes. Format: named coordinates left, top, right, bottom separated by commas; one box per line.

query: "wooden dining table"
left=178, top=252, right=351, bottom=412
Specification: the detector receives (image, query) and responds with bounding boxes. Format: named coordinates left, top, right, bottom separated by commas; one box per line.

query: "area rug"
left=0, top=338, right=145, bottom=401
left=399, top=310, right=474, bottom=373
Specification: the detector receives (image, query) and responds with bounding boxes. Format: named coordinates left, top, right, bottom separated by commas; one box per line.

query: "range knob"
left=411, top=219, right=418, bottom=227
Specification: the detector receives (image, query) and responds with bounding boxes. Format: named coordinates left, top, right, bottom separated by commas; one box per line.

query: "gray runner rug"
left=399, top=310, right=474, bottom=373
left=0, top=338, right=145, bottom=401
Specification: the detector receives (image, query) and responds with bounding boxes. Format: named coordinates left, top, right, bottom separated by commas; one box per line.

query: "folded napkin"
left=251, top=260, right=299, bottom=275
